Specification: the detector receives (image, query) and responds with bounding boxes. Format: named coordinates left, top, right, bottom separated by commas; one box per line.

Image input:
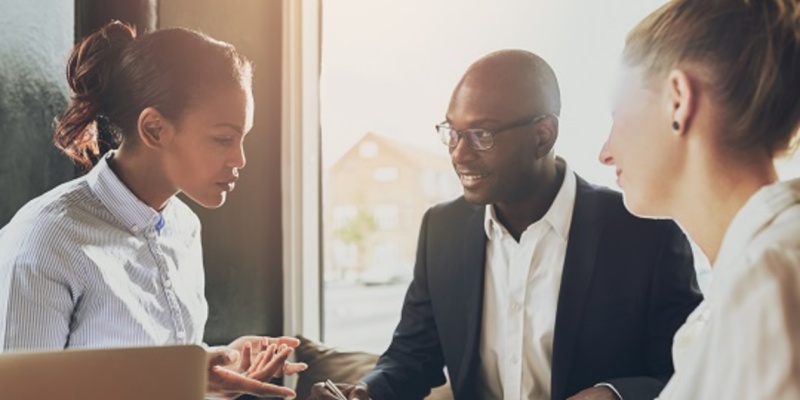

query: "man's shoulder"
left=574, top=175, right=623, bottom=205
left=574, top=176, right=677, bottom=232
left=426, top=196, right=482, bottom=222
left=415, top=197, right=485, bottom=242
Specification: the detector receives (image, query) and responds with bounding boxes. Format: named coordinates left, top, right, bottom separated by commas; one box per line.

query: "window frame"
left=281, top=0, right=322, bottom=344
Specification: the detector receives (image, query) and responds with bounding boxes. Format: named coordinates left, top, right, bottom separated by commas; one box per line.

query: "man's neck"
left=493, top=161, right=565, bottom=241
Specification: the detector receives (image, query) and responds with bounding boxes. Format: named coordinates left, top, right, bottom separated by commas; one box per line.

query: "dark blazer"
left=361, top=175, right=702, bottom=400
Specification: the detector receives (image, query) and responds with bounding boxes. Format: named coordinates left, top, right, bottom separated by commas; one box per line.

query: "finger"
left=244, top=351, right=262, bottom=377
left=259, top=337, right=269, bottom=353
left=207, top=348, right=237, bottom=368
left=248, top=350, right=271, bottom=377
left=309, top=382, right=338, bottom=399
left=351, top=382, right=370, bottom=400
left=282, top=361, right=308, bottom=376
left=267, top=336, right=301, bottom=348
left=261, top=343, right=278, bottom=366
left=251, top=346, right=287, bottom=381
left=211, top=365, right=297, bottom=398
left=250, top=346, right=293, bottom=382
left=248, top=345, right=278, bottom=378
left=239, top=342, right=253, bottom=372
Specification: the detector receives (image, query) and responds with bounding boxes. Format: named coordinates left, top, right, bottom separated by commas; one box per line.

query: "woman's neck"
left=108, top=145, right=176, bottom=211
left=673, top=153, right=777, bottom=265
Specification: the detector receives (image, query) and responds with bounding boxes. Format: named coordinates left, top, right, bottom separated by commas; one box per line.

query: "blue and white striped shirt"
left=0, top=152, right=208, bottom=351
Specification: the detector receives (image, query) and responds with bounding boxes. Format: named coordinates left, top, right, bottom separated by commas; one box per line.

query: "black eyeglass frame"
left=435, top=113, right=549, bottom=151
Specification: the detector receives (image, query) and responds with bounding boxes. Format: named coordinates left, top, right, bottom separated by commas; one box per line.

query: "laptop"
left=0, top=344, right=207, bottom=400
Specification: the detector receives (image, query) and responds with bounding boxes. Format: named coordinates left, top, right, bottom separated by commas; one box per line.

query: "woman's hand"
left=225, top=335, right=308, bottom=377
left=205, top=343, right=299, bottom=399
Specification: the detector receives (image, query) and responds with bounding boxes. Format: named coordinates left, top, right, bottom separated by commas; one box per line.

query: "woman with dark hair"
left=599, top=0, right=799, bottom=398
left=0, top=21, right=303, bottom=399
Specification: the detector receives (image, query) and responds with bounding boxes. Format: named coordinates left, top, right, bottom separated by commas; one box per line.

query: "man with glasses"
left=309, top=50, right=701, bottom=400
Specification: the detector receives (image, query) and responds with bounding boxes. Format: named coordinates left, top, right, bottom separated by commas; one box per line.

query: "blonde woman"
left=599, top=0, right=800, bottom=398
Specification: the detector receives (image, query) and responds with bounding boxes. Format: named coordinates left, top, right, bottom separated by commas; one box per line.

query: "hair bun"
left=101, top=20, right=137, bottom=46
left=55, top=21, right=137, bottom=168
left=67, top=21, right=136, bottom=101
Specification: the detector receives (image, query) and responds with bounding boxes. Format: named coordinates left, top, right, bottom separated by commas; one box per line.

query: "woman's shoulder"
left=1, top=178, right=99, bottom=256
left=749, top=201, right=800, bottom=253
left=733, top=203, right=800, bottom=289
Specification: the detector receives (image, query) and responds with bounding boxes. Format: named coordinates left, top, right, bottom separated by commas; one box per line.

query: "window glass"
left=321, top=0, right=695, bottom=354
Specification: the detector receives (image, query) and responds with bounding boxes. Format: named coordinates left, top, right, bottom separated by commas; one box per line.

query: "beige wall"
left=159, top=0, right=284, bottom=345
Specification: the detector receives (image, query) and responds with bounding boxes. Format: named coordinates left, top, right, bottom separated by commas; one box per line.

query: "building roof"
left=330, top=132, right=451, bottom=173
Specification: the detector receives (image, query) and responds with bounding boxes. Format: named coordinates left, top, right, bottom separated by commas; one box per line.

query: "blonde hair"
left=624, top=0, right=800, bottom=157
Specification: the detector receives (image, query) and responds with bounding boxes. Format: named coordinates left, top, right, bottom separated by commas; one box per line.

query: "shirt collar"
left=715, top=177, right=800, bottom=270
left=483, top=157, right=577, bottom=241
left=86, top=151, right=164, bottom=235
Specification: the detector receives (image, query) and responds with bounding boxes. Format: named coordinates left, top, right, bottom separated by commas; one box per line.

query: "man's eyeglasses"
left=435, top=114, right=549, bottom=151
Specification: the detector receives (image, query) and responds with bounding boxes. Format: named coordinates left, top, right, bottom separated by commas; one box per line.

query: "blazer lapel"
left=453, top=205, right=488, bottom=396
left=551, top=177, right=604, bottom=400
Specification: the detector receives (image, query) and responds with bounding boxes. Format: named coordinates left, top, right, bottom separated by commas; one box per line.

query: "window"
left=283, top=0, right=736, bottom=352
left=421, top=170, right=438, bottom=198
left=373, top=204, right=399, bottom=230
left=332, top=206, right=357, bottom=230
left=359, top=140, right=378, bottom=159
left=372, top=167, right=399, bottom=182
left=306, top=0, right=724, bottom=354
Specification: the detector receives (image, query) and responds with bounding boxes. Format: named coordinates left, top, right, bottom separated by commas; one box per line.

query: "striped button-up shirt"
left=0, top=152, right=208, bottom=351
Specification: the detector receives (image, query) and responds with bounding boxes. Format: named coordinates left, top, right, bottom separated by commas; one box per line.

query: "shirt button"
left=177, top=331, right=186, bottom=340
left=164, top=280, right=172, bottom=288
left=512, top=303, right=522, bottom=311
left=511, top=356, right=519, bottom=364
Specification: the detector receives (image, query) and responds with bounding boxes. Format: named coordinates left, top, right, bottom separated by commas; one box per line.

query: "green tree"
left=335, top=203, right=378, bottom=274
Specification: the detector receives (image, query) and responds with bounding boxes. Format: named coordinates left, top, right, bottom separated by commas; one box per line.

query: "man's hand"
left=567, top=386, right=621, bottom=400
left=205, top=345, right=297, bottom=399
left=306, top=381, right=370, bottom=400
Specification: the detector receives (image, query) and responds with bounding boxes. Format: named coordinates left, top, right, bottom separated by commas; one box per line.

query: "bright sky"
left=320, top=0, right=670, bottom=188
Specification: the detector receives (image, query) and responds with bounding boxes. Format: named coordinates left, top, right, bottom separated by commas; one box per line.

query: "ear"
left=534, top=115, right=559, bottom=158
left=666, top=69, right=696, bottom=136
left=136, top=107, right=174, bottom=149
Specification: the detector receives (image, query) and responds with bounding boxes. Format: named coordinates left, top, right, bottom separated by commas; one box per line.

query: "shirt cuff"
left=594, top=382, right=623, bottom=400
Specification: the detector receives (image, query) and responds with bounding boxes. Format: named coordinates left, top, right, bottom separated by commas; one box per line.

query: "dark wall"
left=0, top=0, right=76, bottom=226
left=159, top=0, right=285, bottom=345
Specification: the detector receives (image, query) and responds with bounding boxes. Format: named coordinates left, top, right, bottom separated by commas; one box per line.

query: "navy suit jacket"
left=361, top=175, right=702, bottom=400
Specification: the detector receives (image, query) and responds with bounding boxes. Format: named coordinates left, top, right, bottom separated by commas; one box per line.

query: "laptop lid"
left=0, top=344, right=207, bottom=400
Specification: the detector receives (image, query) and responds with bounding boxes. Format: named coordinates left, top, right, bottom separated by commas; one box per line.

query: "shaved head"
left=445, top=49, right=564, bottom=209
left=452, top=49, right=561, bottom=120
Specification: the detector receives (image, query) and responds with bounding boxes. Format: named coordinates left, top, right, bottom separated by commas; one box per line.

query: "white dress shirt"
left=657, top=178, right=800, bottom=399
left=476, top=160, right=576, bottom=400
left=0, top=152, right=208, bottom=350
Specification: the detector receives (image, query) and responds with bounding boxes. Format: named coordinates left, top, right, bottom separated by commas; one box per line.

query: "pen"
left=324, top=379, right=348, bottom=400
